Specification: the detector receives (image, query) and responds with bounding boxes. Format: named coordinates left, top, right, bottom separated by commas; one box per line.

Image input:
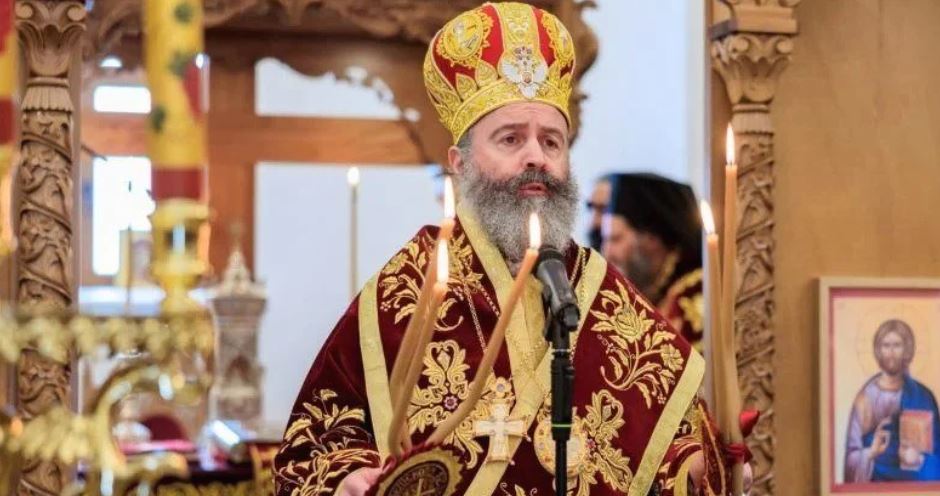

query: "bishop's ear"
left=447, top=145, right=464, bottom=176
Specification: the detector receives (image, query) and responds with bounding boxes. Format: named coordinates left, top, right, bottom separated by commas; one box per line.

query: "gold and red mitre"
left=423, top=2, right=576, bottom=143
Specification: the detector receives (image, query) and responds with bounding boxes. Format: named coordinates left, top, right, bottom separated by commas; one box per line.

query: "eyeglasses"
left=585, top=201, right=607, bottom=211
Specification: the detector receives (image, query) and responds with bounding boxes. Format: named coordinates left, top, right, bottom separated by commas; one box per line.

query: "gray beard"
left=457, top=163, right=579, bottom=266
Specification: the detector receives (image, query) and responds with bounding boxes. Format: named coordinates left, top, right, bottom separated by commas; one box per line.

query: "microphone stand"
left=543, top=291, right=579, bottom=495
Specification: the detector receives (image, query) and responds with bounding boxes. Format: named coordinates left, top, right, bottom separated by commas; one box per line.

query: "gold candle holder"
left=150, top=199, right=209, bottom=315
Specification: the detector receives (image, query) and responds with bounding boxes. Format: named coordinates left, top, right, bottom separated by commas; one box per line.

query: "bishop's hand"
left=688, top=451, right=753, bottom=495
left=336, top=466, right=383, bottom=496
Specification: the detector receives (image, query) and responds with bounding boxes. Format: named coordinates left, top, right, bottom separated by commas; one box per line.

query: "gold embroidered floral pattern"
left=655, top=401, right=705, bottom=494
left=679, top=293, right=704, bottom=333
left=498, top=483, right=538, bottom=496
left=447, top=232, right=489, bottom=305
left=379, top=233, right=429, bottom=323
left=438, top=9, right=493, bottom=67
left=156, top=481, right=255, bottom=496
left=379, top=232, right=488, bottom=333
left=571, top=390, right=634, bottom=496
left=275, top=389, right=377, bottom=496
left=407, top=340, right=506, bottom=469
left=422, top=2, right=575, bottom=142
left=540, top=11, right=575, bottom=74
left=590, top=281, right=684, bottom=408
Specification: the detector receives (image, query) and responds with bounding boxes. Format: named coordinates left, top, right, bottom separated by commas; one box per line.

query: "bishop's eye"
left=545, top=138, right=559, bottom=150
left=502, top=134, right=519, bottom=145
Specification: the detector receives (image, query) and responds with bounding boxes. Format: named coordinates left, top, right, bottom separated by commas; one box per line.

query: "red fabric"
left=152, top=167, right=205, bottom=201
left=532, top=8, right=556, bottom=68
left=428, top=3, right=574, bottom=96
left=480, top=3, right=503, bottom=66
left=723, top=409, right=761, bottom=465
left=273, top=219, right=717, bottom=495
left=0, top=99, right=12, bottom=143
left=658, top=270, right=704, bottom=351
left=725, top=442, right=751, bottom=465
left=0, top=0, right=11, bottom=53
left=431, top=35, right=474, bottom=87
left=141, top=414, right=188, bottom=441
left=698, top=401, right=732, bottom=495
left=182, top=59, right=205, bottom=120
left=740, top=409, right=760, bottom=437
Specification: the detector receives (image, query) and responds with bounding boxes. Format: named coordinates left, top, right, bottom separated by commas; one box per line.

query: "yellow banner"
left=144, top=0, right=206, bottom=169
left=1, top=1, right=18, bottom=178
left=0, top=28, right=14, bottom=98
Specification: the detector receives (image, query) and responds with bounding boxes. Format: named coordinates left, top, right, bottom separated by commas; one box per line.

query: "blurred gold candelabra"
left=0, top=198, right=212, bottom=496
left=0, top=0, right=213, bottom=493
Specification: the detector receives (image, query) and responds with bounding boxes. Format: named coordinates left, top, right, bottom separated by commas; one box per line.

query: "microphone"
left=535, top=246, right=580, bottom=331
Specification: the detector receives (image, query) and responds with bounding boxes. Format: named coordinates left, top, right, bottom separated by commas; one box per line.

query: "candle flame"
left=725, top=124, right=736, bottom=166
left=347, top=167, right=360, bottom=186
left=437, top=240, right=449, bottom=284
left=443, top=176, right=455, bottom=219
left=529, top=212, right=541, bottom=249
left=700, top=201, right=716, bottom=235
left=9, top=416, right=23, bottom=437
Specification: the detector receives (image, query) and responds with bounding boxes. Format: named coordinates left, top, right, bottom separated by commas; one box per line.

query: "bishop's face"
left=456, top=102, right=571, bottom=187
left=449, top=102, right=578, bottom=263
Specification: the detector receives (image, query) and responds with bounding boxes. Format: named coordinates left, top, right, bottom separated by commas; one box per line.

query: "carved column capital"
left=710, top=2, right=799, bottom=495
left=711, top=33, right=793, bottom=107
left=16, top=0, right=85, bottom=78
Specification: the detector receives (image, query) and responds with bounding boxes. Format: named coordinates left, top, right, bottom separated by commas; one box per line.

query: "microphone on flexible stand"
left=534, top=245, right=580, bottom=494
left=535, top=246, right=580, bottom=331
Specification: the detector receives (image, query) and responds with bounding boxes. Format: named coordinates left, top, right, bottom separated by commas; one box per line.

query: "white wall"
left=571, top=0, right=705, bottom=242
left=255, top=163, right=438, bottom=426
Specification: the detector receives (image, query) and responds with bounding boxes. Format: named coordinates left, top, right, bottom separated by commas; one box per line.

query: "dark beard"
left=626, top=251, right=656, bottom=297
left=587, top=227, right=603, bottom=251
left=458, top=164, right=579, bottom=264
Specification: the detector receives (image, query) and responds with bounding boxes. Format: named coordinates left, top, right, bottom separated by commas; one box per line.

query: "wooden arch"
left=82, top=0, right=599, bottom=272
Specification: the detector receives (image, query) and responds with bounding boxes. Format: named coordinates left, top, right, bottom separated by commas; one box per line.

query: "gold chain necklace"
left=503, top=247, right=587, bottom=376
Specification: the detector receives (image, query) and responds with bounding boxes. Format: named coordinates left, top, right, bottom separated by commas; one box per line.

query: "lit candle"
left=440, top=176, right=456, bottom=241
left=427, top=213, right=541, bottom=446
left=389, top=241, right=449, bottom=455
left=722, top=124, right=745, bottom=495
left=347, top=167, right=360, bottom=299
left=389, top=176, right=456, bottom=404
left=700, top=202, right=722, bottom=410
left=722, top=124, right=738, bottom=333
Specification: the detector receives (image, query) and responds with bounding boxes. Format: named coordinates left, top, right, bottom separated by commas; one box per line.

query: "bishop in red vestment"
left=274, top=3, right=734, bottom=495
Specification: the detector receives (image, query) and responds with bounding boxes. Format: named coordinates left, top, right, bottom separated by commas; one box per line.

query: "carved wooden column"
left=710, top=1, right=799, bottom=494
left=13, top=1, right=84, bottom=494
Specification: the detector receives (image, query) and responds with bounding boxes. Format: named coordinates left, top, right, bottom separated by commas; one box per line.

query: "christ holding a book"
left=844, top=319, right=940, bottom=482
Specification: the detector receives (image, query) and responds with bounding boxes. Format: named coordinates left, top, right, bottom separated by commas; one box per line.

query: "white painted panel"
left=255, top=163, right=438, bottom=426
left=255, top=58, right=404, bottom=120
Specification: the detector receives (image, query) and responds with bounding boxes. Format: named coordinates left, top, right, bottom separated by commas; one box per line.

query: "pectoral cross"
left=473, top=398, right=528, bottom=462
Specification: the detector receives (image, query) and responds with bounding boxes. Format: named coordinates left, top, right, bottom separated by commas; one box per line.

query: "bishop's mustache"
left=494, top=169, right=569, bottom=197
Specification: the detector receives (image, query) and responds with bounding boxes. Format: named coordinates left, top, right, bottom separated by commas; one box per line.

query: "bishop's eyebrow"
left=488, top=122, right=527, bottom=140
left=540, top=125, right=567, bottom=142
left=488, top=122, right=567, bottom=142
